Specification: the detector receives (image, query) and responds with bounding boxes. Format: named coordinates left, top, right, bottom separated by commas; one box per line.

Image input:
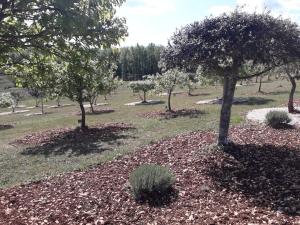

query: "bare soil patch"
left=1, top=125, right=299, bottom=224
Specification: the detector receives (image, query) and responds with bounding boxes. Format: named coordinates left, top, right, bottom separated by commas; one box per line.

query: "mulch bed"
left=1, top=125, right=300, bottom=224
left=74, top=108, right=115, bottom=116
left=138, top=108, right=204, bottom=119
left=11, top=123, right=134, bottom=146
left=0, top=124, right=14, bottom=131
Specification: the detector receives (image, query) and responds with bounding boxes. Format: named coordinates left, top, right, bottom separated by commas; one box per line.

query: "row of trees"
left=116, top=44, right=163, bottom=80
left=0, top=0, right=128, bottom=129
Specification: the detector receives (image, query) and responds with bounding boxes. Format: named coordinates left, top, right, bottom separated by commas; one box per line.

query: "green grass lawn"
left=0, top=79, right=297, bottom=188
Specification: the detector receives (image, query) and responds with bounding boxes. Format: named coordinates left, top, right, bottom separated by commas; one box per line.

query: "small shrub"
left=265, top=111, right=291, bottom=128
left=129, top=164, right=175, bottom=201
left=0, top=92, right=14, bottom=108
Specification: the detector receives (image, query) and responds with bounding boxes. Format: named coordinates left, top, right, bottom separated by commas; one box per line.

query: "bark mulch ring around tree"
left=73, top=108, right=115, bottom=116
left=10, top=123, right=135, bottom=156
left=1, top=124, right=299, bottom=224
left=0, top=124, right=14, bottom=131
left=138, top=108, right=205, bottom=119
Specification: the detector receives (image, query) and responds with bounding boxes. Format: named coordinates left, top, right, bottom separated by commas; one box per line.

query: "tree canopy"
left=161, top=10, right=300, bottom=145
left=0, top=0, right=127, bottom=60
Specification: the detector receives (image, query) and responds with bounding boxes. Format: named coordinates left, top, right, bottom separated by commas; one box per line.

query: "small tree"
left=150, top=69, right=188, bottom=112
left=97, top=66, right=122, bottom=102
left=85, top=61, right=118, bottom=113
left=128, top=80, right=155, bottom=103
left=161, top=10, right=300, bottom=146
left=278, top=61, right=300, bottom=113
left=0, top=92, right=14, bottom=109
left=9, top=88, right=25, bottom=112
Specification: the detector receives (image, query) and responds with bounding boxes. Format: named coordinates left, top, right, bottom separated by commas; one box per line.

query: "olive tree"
left=161, top=10, right=300, bottom=146
left=128, top=80, right=155, bottom=103
left=276, top=61, right=300, bottom=113
left=149, top=69, right=188, bottom=112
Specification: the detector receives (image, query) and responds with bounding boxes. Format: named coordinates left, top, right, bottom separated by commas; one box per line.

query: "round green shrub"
left=265, top=111, right=291, bottom=128
left=129, top=164, right=175, bottom=201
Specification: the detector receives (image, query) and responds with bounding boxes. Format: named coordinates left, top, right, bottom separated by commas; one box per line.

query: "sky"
left=117, top=0, right=300, bottom=46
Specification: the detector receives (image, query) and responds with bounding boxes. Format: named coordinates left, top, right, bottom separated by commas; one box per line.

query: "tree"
left=2, top=0, right=127, bottom=129
left=0, top=92, right=14, bottom=109
left=85, top=60, right=118, bottom=113
left=150, top=69, right=188, bottom=112
left=116, top=44, right=163, bottom=80
left=128, top=80, right=155, bottom=103
left=277, top=61, right=300, bottom=113
left=0, top=0, right=127, bottom=65
left=161, top=10, right=300, bottom=146
left=99, top=70, right=122, bottom=102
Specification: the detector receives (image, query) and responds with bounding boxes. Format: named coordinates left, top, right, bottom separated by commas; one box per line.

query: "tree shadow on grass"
left=0, top=124, right=14, bottom=131
left=21, top=125, right=136, bottom=157
left=140, top=109, right=206, bottom=120
left=208, top=144, right=300, bottom=216
left=234, top=97, right=275, bottom=105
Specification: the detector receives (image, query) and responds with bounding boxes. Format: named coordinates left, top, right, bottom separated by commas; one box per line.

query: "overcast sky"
left=117, top=0, right=300, bottom=46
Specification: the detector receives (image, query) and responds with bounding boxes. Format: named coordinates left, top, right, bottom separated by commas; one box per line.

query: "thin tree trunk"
left=79, top=101, right=86, bottom=129
left=167, top=89, right=173, bottom=112
left=218, top=76, right=237, bottom=146
left=288, top=73, right=296, bottom=113
left=41, top=98, right=44, bottom=114
left=57, top=96, right=61, bottom=107
left=35, top=98, right=39, bottom=107
left=142, top=91, right=147, bottom=103
left=255, top=76, right=258, bottom=83
left=258, top=76, right=263, bottom=93
left=188, top=87, right=192, bottom=96
left=90, top=101, right=94, bottom=113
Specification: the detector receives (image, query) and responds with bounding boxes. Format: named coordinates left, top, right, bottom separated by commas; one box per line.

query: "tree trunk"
left=218, top=76, right=237, bottom=146
left=167, top=89, right=173, bottom=112
left=90, top=101, right=94, bottom=113
left=35, top=98, right=39, bottom=107
left=188, top=87, right=192, bottom=96
left=288, top=73, right=296, bottom=113
left=41, top=98, right=44, bottom=114
left=258, top=76, right=263, bottom=93
left=255, top=76, right=258, bottom=83
left=142, top=91, right=147, bottom=103
left=57, top=97, right=61, bottom=107
left=79, top=101, right=86, bottom=129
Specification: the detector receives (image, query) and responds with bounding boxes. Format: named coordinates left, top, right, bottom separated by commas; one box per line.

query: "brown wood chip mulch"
left=1, top=124, right=300, bottom=225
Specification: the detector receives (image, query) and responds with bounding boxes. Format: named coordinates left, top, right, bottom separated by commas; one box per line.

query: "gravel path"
left=247, top=107, right=300, bottom=125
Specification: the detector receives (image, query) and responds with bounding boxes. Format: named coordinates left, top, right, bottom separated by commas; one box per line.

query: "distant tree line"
left=105, top=44, right=163, bottom=81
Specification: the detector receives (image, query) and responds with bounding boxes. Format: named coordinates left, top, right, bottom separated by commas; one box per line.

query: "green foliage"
left=128, top=80, right=155, bottom=93
left=0, top=0, right=127, bottom=62
left=149, top=69, right=188, bottom=111
left=128, top=80, right=155, bottom=102
left=150, top=69, right=188, bottom=94
left=129, top=164, right=175, bottom=201
left=265, top=111, right=291, bottom=128
left=0, top=92, right=14, bottom=108
left=117, top=44, right=163, bottom=80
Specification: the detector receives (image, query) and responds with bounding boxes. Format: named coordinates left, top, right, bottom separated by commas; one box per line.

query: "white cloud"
left=118, top=0, right=176, bottom=16
left=209, top=0, right=300, bottom=23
